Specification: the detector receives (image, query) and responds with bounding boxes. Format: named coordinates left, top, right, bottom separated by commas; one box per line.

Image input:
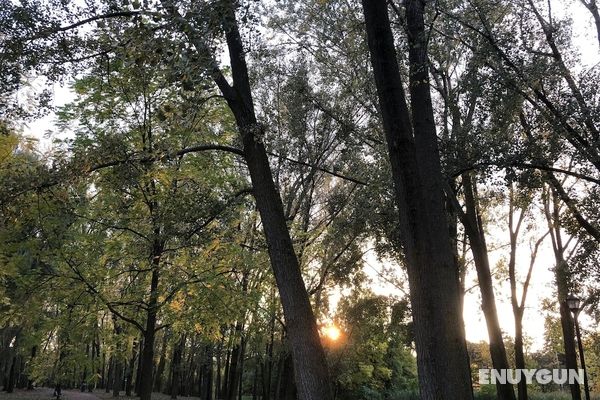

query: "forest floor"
left=95, top=392, right=201, bottom=400
left=0, top=390, right=206, bottom=400
left=0, top=389, right=99, bottom=400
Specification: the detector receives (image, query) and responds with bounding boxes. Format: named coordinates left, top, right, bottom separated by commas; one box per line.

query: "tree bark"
left=361, top=1, right=473, bottom=398
left=138, top=250, right=161, bottom=400
left=27, top=346, right=36, bottom=390
left=125, top=339, right=138, bottom=396
left=462, top=173, right=515, bottom=400
left=545, top=190, right=581, bottom=400
left=200, top=345, right=213, bottom=400
left=113, top=319, right=123, bottom=398
left=559, top=302, right=581, bottom=400
left=159, top=1, right=333, bottom=397
left=6, top=355, right=16, bottom=393
left=154, top=331, right=168, bottom=393
left=170, top=335, right=186, bottom=400
left=217, top=3, right=333, bottom=399
left=134, top=337, right=143, bottom=394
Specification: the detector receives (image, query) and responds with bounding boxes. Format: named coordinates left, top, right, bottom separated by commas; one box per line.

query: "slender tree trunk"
left=27, top=346, right=36, bottom=390
left=113, top=320, right=123, bottom=398
left=222, top=346, right=231, bottom=399
left=126, top=339, right=138, bottom=396
left=237, top=336, right=246, bottom=400
left=154, top=331, right=169, bottom=393
left=170, top=335, right=185, bottom=400
left=252, top=359, right=259, bottom=400
left=138, top=244, right=162, bottom=400
left=6, top=355, right=16, bottom=393
left=545, top=190, right=581, bottom=400
left=513, top=313, right=528, bottom=400
left=217, top=3, right=334, bottom=399
left=199, top=345, right=213, bottom=400
left=102, top=352, right=106, bottom=389
left=106, top=356, right=113, bottom=393
left=560, top=303, right=581, bottom=400
left=200, top=345, right=213, bottom=400
left=216, top=340, right=222, bottom=400
left=135, top=338, right=143, bottom=394
left=361, top=1, right=473, bottom=398
left=462, top=173, right=515, bottom=400
left=112, top=357, right=122, bottom=397
left=227, top=323, right=243, bottom=400
left=159, top=0, right=333, bottom=397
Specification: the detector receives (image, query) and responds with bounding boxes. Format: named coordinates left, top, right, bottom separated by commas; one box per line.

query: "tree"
left=360, top=1, right=473, bottom=398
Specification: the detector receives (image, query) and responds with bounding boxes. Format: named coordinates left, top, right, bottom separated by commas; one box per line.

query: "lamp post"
left=566, top=295, right=591, bottom=400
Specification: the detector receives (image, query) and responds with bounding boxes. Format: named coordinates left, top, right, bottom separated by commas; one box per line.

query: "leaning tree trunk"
left=159, top=0, right=333, bottom=397
left=361, top=0, right=473, bottom=398
left=463, top=173, right=515, bottom=400
left=207, top=2, right=335, bottom=399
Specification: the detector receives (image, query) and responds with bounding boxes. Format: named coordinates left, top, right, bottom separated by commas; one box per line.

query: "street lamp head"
left=566, top=295, right=581, bottom=313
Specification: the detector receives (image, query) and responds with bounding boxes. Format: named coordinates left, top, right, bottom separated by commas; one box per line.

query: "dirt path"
left=58, top=390, right=101, bottom=400
left=0, top=388, right=102, bottom=400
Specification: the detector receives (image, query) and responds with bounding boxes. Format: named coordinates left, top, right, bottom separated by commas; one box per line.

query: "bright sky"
left=19, top=0, right=599, bottom=353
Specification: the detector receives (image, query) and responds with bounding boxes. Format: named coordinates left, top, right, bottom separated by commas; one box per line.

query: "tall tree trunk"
left=170, top=335, right=185, bottom=400
left=200, top=345, right=213, bottom=400
left=106, top=356, right=113, bottom=393
left=237, top=336, right=246, bottom=400
left=252, top=358, right=259, bottom=400
left=559, top=303, right=581, bottom=400
left=159, top=0, right=333, bottom=397
left=219, top=3, right=333, bottom=399
left=462, top=173, right=516, bottom=400
left=135, top=337, right=143, bottom=394
left=113, top=319, right=123, bottom=398
left=222, top=346, right=231, bottom=399
left=154, top=331, right=169, bottom=393
left=545, top=190, right=581, bottom=400
left=101, top=352, right=106, bottom=389
left=138, top=245, right=162, bottom=400
left=513, top=313, right=528, bottom=400
left=227, top=324, right=243, bottom=400
left=112, top=356, right=122, bottom=397
left=216, top=340, right=222, bottom=400
left=361, top=1, right=473, bottom=398
left=27, top=346, right=36, bottom=390
left=6, top=355, right=16, bottom=393
left=126, top=339, right=138, bottom=396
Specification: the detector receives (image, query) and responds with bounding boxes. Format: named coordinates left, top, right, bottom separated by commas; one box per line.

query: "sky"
left=19, top=0, right=600, bottom=352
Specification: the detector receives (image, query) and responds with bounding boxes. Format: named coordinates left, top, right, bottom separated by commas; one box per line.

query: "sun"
left=323, top=325, right=342, bottom=341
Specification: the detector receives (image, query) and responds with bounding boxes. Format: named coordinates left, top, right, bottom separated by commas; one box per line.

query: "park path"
left=37, top=388, right=101, bottom=400
left=60, top=390, right=101, bottom=400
